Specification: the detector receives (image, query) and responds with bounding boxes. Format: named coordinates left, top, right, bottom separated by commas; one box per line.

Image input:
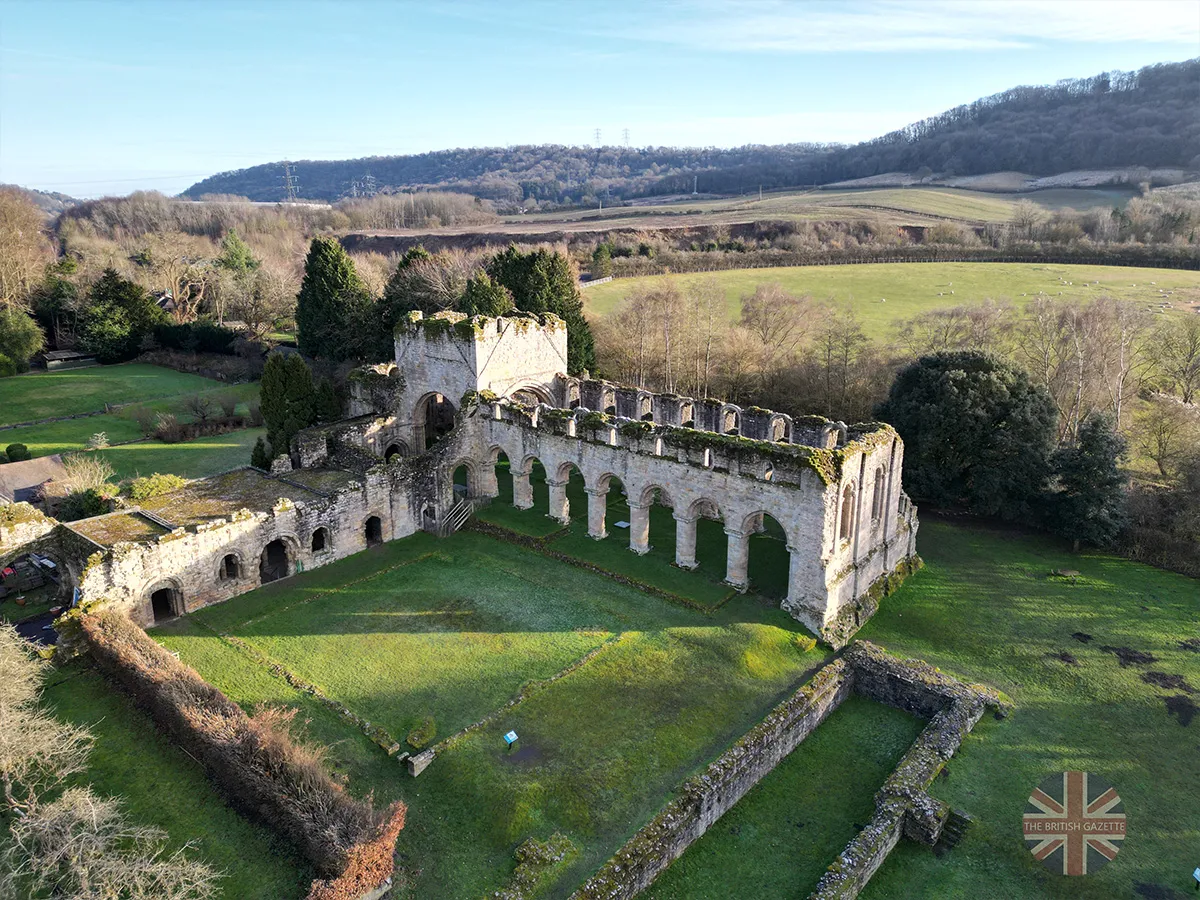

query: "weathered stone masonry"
left=3, top=310, right=918, bottom=647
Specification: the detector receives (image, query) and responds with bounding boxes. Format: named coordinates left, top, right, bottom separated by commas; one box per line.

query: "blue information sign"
left=504, top=731, right=519, bottom=745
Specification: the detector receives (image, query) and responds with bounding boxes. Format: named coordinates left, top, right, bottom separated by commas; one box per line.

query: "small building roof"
left=0, top=455, right=68, bottom=504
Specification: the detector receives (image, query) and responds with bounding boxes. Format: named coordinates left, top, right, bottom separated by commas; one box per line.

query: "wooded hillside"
left=183, top=60, right=1198, bottom=208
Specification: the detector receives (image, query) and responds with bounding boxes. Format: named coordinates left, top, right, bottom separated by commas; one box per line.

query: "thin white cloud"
left=620, top=0, right=1200, bottom=53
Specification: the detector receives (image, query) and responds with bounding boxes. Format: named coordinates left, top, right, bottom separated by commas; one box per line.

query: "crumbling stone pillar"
left=479, top=464, right=499, bottom=499
left=628, top=502, right=651, bottom=555
left=547, top=478, right=570, bottom=524
left=586, top=488, right=607, bottom=540
left=724, top=528, right=749, bottom=589
left=512, top=468, right=534, bottom=510
left=674, top=514, right=698, bottom=569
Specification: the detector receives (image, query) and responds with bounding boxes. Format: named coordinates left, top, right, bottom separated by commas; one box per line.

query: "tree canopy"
left=80, top=269, right=166, bottom=363
left=295, top=237, right=369, bottom=360
left=260, top=353, right=316, bottom=457
left=1048, top=413, right=1128, bottom=549
left=876, top=351, right=1058, bottom=521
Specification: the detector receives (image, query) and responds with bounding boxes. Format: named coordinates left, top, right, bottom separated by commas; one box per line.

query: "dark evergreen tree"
left=259, top=352, right=316, bottom=454
left=296, top=237, right=368, bottom=360
left=217, top=229, right=259, bottom=273
left=459, top=273, right=514, bottom=317
left=876, top=351, right=1057, bottom=521
left=80, top=269, right=166, bottom=363
left=591, top=244, right=613, bottom=278
left=487, top=245, right=595, bottom=374
left=250, top=435, right=272, bottom=469
left=1048, top=413, right=1128, bottom=549
left=315, top=377, right=341, bottom=422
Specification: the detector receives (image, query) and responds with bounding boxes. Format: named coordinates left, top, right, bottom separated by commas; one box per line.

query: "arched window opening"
left=365, top=516, right=383, bottom=546
left=219, top=554, right=239, bottom=580
left=871, top=467, right=886, bottom=522
left=747, top=513, right=790, bottom=600
left=260, top=540, right=289, bottom=584
left=385, top=443, right=406, bottom=462
left=839, top=484, right=856, bottom=543
left=419, top=393, right=457, bottom=449
left=722, top=409, right=739, bottom=435
left=311, top=527, right=329, bottom=552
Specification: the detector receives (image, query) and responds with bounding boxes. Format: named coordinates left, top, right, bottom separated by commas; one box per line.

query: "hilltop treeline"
left=183, top=60, right=1199, bottom=209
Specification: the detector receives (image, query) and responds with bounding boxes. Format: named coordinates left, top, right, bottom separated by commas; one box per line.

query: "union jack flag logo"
left=1024, top=771, right=1125, bottom=875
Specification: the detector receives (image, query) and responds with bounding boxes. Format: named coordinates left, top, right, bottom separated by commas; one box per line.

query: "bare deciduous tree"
left=0, top=188, right=53, bottom=310
left=1138, top=397, right=1200, bottom=479
left=1150, top=315, right=1200, bottom=404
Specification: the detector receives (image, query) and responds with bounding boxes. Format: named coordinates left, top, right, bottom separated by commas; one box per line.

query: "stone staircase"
left=936, top=809, right=973, bottom=852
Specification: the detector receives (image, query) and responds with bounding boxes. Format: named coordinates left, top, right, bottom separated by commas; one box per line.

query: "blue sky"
left=1, top=0, right=1196, bottom=197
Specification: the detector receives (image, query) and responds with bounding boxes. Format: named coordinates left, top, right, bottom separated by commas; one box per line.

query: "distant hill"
left=3, top=184, right=81, bottom=217
left=183, top=59, right=1199, bottom=209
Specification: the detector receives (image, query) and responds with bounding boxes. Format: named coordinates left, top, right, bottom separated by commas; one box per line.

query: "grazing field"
left=41, top=662, right=312, bottom=899
left=0, top=363, right=230, bottom=426
left=136, top=510, right=1195, bottom=900
left=643, top=696, right=925, bottom=900
left=583, top=262, right=1200, bottom=339
left=94, top=426, right=265, bottom=480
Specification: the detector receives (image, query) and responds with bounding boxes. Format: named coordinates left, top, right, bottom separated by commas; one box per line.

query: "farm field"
left=583, top=262, right=1200, bottom=339
left=0, top=363, right=230, bottom=427
left=41, top=662, right=312, bottom=899
left=137, top=510, right=1196, bottom=900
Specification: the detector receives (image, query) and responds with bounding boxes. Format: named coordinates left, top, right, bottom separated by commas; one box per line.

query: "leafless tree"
left=1150, top=315, right=1200, bottom=404
left=1138, top=397, right=1200, bottom=479
left=0, top=188, right=53, bottom=310
left=61, top=453, right=116, bottom=494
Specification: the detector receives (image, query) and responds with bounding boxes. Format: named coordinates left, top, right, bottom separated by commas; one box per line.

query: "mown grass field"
left=135, top=510, right=1196, bottom=900
left=0, top=363, right=228, bottom=426
left=41, top=662, right=312, bottom=899
left=583, top=262, right=1200, bottom=340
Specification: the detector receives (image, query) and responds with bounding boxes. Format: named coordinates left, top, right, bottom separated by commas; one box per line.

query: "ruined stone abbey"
left=1, top=311, right=919, bottom=648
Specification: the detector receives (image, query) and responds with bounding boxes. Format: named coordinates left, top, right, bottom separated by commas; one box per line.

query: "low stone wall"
left=570, top=657, right=853, bottom=900
left=570, top=641, right=1010, bottom=900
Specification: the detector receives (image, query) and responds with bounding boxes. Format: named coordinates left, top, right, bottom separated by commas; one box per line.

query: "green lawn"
left=0, top=363, right=232, bottom=426
left=40, top=662, right=312, bottom=899
left=583, top=262, right=1200, bottom=339
left=95, top=426, right=265, bottom=480
left=858, top=518, right=1200, bottom=900
left=643, top=696, right=925, bottom=900
left=152, top=530, right=826, bottom=899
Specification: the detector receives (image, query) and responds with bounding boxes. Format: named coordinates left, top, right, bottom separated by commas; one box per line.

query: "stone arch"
left=384, top=441, right=409, bottom=462
left=720, top=404, right=742, bottom=435
left=364, top=514, right=384, bottom=546
left=769, top=414, right=791, bottom=443
left=145, top=577, right=184, bottom=623
left=687, top=496, right=724, bottom=521
left=447, top=457, right=482, bottom=498
left=679, top=401, right=695, bottom=428
left=839, top=482, right=857, bottom=544
left=601, top=387, right=616, bottom=416
left=216, top=551, right=242, bottom=581
left=638, top=484, right=675, bottom=509
left=636, top=392, right=654, bottom=421
left=414, top=391, right=457, bottom=449
left=511, top=384, right=553, bottom=406
left=259, top=533, right=299, bottom=584
left=311, top=526, right=331, bottom=552
left=565, top=379, right=581, bottom=409
left=741, top=510, right=792, bottom=599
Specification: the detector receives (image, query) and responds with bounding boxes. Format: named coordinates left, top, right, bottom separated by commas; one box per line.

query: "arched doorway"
left=746, top=512, right=791, bottom=600
left=690, top=498, right=728, bottom=581
left=260, top=539, right=290, bottom=583
left=452, top=463, right=472, bottom=500
left=552, top=462, right=587, bottom=525
left=219, top=554, right=239, bottom=581
left=384, top=442, right=407, bottom=462
left=365, top=515, right=383, bottom=546
left=492, top=449, right=513, bottom=504
left=149, top=585, right=181, bottom=623
left=417, top=393, right=457, bottom=449
left=511, top=386, right=550, bottom=407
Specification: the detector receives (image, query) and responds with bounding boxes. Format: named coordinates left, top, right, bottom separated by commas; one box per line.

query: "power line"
left=622, top=128, right=630, bottom=147
left=281, top=161, right=299, bottom=202
left=593, top=128, right=601, bottom=146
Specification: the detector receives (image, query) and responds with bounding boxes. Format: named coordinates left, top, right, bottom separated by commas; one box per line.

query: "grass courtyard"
left=583, top=262, right=1200, bottom=339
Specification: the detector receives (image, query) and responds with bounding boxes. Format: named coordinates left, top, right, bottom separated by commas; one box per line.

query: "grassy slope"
left=153, top=530, right=826, bottom=899
left=0, top=363, right=227, bottom=426
left=859, top=518, right=1199, bottom=900
left=41, top=663, right=312, bottom=899
left=1, top=383, right=258, bottom=461
left=643, top=696, right=925, bottom=900
left=95, top=426, right=265, bottom=480
left=583, top=262, right=1200, bottom=339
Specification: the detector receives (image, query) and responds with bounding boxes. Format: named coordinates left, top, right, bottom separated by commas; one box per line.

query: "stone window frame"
left=838, top=481, right=857, bottom=545
left=310, top=526, right=332, bottom=554
left=216, top=552, right=242, bottom=582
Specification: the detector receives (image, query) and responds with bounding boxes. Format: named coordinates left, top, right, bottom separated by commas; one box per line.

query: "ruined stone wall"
left=570, top=659, right=853, bottom=900
left=73, top=472, right=413, bottom=627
